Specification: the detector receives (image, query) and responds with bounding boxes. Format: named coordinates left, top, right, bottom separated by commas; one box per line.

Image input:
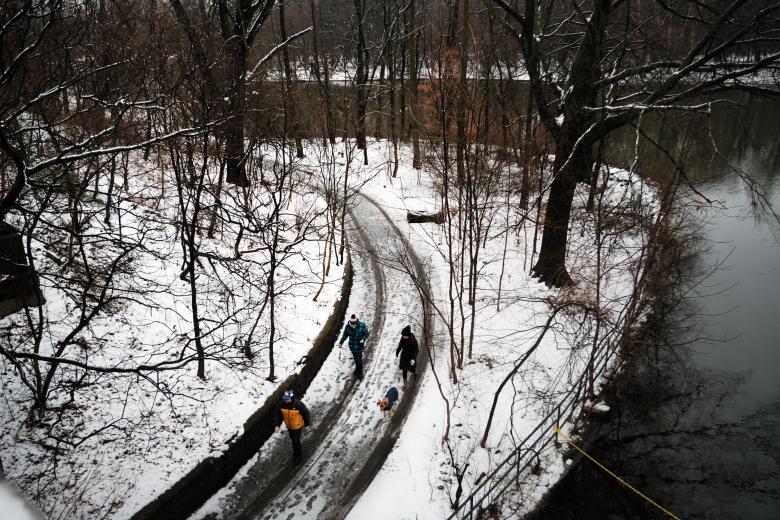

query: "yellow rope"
left=555, top=425, right=682, bottom=520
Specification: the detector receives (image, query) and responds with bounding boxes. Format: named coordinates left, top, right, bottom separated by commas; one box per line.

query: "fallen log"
left=406, top=209, right=445, bottom=224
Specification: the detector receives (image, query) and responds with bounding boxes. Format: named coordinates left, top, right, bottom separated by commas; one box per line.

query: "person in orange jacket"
left=275, top=390, right=311, bottom=465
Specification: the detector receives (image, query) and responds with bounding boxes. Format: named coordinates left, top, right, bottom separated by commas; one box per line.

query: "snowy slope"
left=2, top=137, right=654, bottom=520
left=198, top=139, right=653, bottom=520
left=0, top=148, right=346, bottom=519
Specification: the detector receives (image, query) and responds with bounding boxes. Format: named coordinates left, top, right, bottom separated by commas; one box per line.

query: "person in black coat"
left=395, top=325, right=419, bottom=390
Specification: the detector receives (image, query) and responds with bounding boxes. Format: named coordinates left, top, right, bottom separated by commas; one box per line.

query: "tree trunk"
left=225, top=40, right=249, bottom=186
left=267, top=255, right=277, bottom=381
left=353, top=0, right=368, bottom=151
left=309, top=0, right=336, bottom=145
left=208, top=156, right=226, bottom=238
left=182, top=141, right=208, bottom=378
left=104, top=155, right=116, bottom=225
left=529, top=0, right=609, bottom=286
left=520, top=89, right=534, bottom=210
left=189, top=242, right=206, bottom=380
left=389, top=19, right=399, bottom=177
left=279, top=0, right=304, bottom=158
left=531, top=162, right=577, bottom=287
left=454, top=0, right=468, bottom=185
left=376, top=59, right=385, bottom=139
left=406, top=0, right=421, bottom=169
left=438, top=82, right=459, bottom=382
left=587, top=137, right=607, bottom=212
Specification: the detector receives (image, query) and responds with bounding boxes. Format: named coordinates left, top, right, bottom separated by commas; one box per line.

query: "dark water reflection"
left=531, top=93, right=780, bottom=519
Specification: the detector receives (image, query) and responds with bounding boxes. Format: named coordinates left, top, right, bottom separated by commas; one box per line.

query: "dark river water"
left=530, top=93, right=780, bottom=519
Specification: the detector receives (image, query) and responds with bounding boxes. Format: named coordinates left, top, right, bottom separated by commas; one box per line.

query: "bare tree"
left=491, top=0, right=780, bottom=287
left=167, top=0, right=277, bottom=185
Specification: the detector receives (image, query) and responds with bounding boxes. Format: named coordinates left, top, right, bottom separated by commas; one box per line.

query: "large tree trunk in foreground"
left=529, top=0, right=608, bottom=287
left=531, top=123, right=598, bottom=286
left=531, top=164, right=577, bottom=287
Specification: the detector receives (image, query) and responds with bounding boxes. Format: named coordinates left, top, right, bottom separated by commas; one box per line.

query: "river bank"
left=526, top=92, right=780, bottom=519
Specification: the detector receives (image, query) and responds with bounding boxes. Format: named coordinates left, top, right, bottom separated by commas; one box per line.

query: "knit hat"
left=348, top=314, right=358, bottom=326
left=282, top=390, right=294, bottom=401
left=401, top=325, right=411, bottom=336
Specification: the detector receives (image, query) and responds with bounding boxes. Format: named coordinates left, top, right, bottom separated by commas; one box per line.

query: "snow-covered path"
left=193, top=194, right=426, bottom=520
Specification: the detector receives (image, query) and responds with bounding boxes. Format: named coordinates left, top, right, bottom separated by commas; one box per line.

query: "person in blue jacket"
left=339, top=314, right=370, bottom=379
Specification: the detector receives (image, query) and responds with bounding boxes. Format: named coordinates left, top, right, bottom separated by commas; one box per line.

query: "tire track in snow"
left=196, top=194, right=427, bottom=520
left=259, top=199, right=392, bottom=516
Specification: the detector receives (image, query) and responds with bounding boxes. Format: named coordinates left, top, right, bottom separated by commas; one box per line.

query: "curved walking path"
left=194, top=194, right=428, bottom=520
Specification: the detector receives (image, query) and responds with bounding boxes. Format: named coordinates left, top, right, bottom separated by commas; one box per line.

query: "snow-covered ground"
left=0, top=147, right=348, bottom=519
left=340, top=142, right=653, bottom=519
left=2, top=136, right=655, bottom=520
left=0, top=481, right=41, bottom=520
left=191, top=191, right=426, bottom=519
left=195, top=138, right=654, bottom=520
